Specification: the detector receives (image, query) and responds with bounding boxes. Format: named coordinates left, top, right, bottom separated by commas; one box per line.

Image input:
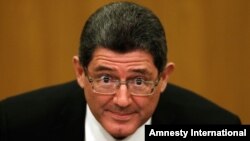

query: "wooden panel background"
left=0, top=0, right=249, bottom=124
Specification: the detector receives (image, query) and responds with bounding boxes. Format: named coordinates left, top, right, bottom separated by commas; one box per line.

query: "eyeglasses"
left=84, top=68, right=160, bottom=96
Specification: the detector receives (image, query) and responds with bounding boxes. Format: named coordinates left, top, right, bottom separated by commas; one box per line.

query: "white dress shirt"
left=85, top=105, right=151, bottom=141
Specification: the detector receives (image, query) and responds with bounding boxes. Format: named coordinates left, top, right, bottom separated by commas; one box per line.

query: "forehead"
left=88, top=47, right=157, bottom=73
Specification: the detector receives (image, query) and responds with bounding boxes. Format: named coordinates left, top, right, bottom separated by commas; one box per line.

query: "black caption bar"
left=145, top=125, right=249, bottom=141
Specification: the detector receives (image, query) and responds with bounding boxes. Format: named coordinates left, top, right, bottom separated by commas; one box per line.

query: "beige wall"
left=0, top=0, right=249, bottom=124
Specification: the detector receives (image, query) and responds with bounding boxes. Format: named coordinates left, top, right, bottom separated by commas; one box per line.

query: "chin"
left=110, top=129, right=134, bottom=139
left=100, top=114, right=142, bottom=138
left=106, top=123, right=137, bottom=139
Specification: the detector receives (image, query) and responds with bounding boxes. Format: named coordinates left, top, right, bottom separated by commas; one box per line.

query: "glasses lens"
left=92, top=79, right=116, bottom=94
left=128, top=80, right=154, bottom=96
left=90, top=77, right=156, bottom=96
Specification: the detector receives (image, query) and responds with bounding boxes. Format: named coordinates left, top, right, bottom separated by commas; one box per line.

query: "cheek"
left=83, top=85, right=100, bottom=113
left=133, top=94, right=161, bottom=118
left=85, top=91, right=106, bottom=108
left=84, top=86, right=113, bottom=116
left=83, top=85, right=93, bottom=104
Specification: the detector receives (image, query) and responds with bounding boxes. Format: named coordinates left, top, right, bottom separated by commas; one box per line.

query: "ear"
left=72, top=56, right=85, bottom=88
left=159, top=62, right=175, bottom=92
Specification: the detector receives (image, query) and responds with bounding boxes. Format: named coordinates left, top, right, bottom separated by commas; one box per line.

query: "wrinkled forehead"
left=87, top=47, right=158, bottom=74
left=90, top=47, right=154, bottom=63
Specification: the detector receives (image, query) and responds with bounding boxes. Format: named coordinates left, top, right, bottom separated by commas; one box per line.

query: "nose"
left=113, top=83, right=132, bottom=107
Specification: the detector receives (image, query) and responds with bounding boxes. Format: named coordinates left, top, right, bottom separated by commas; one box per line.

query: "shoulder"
left=0, top=80, right=85, bottom=135
left=0, top=80, right=83, bottom=109
left=153, top=83, right=241, bottom=124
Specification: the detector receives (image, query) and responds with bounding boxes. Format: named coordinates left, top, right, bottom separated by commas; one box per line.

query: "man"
left=0, top=1, right=240, bottom=141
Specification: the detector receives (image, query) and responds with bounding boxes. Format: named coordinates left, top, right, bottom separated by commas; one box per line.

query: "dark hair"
left=79, top=1, right=167, bottom=73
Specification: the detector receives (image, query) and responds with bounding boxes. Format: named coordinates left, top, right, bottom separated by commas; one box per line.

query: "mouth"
left=107, top=110, right=135, bottom=121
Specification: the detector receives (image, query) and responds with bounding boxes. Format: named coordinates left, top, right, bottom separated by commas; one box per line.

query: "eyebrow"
left=128, top=68, right=153, bottom=76
left=93, top=65, right=153, bottom=76
left=93, top=65, right=115, bottom=72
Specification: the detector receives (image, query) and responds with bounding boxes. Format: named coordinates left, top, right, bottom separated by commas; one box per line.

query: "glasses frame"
left=83, top=67, right=161, bottom=96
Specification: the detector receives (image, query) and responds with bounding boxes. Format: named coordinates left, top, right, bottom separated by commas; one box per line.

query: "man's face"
left=74, top=47, right=173, bottom=138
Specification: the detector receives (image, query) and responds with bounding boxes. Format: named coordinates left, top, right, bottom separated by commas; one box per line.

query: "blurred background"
left=0, top=0, right=249, bottom=124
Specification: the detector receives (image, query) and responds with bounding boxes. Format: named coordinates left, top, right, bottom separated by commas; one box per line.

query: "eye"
left=134, top=78, right=144, bottom=85
left=100, top=75, right=112, bottom=83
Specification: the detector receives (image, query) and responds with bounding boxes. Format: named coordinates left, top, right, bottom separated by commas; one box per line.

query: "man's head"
left=73, top=1, right=174, bottom=139
left=79, top=1, right=168, bottom=73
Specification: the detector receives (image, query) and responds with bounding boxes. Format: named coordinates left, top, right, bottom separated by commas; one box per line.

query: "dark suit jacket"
left=0, top=80, right=240, bottom=141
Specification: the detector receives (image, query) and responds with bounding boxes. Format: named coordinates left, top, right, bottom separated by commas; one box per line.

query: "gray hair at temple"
left=79, top=1, right=167, bottom=73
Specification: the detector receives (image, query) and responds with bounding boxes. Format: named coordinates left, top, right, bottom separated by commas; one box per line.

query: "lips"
left=107, top=110, right=135, bottom=121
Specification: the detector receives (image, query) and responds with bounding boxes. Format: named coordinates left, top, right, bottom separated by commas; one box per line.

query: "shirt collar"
left=85, top=104, right=151, bottom=141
